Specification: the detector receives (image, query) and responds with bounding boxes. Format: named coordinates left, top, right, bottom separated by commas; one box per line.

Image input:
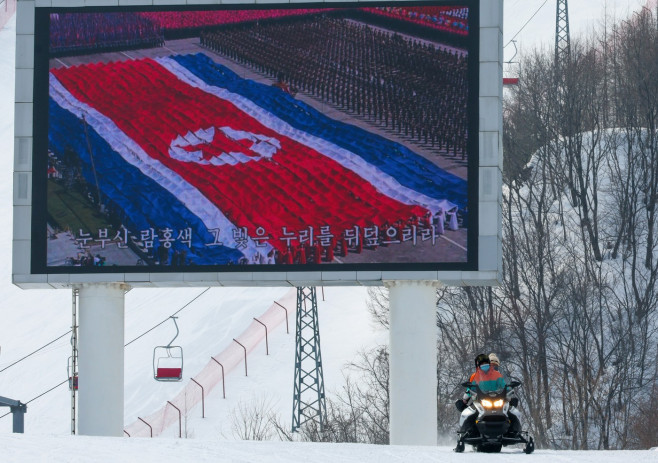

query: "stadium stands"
left=364, top=6, right=469, bottom=35
left=138, top=9, right=330, bottom=31
left=48, top=10, right=329, bottom=57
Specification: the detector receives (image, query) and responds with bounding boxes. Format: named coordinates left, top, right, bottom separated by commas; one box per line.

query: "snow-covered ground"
left=0, top=435, right=656, bottom=463
left=2, top=7, right=658, bottom=463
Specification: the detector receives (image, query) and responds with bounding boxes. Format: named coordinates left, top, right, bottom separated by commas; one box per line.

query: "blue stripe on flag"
left=48, top=98, right=246, bottom=266
left=172, top=53, right=468, bottom=210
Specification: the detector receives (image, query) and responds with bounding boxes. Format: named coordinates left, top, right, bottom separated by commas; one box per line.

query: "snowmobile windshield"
left=474, top=379, right=507, bottom=395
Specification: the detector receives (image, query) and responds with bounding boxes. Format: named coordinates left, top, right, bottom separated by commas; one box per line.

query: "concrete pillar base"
left=386, top=280, right=440, bottom=446
left=77, top=283, right=129, bottom=436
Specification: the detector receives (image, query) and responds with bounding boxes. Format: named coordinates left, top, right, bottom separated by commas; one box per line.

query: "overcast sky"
left=503, top=0, right=653, bottom=63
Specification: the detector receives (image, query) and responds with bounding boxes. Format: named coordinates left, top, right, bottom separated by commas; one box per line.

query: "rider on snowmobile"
left=456, top=354, right=500, bottom=435
left=469, top=353, right=490, bottom=382
left=470, top=357, right=506, bottom=394
left=458, top=353, right=493, bottom=410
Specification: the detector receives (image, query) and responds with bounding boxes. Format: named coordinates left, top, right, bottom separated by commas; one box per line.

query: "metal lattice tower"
left=291, top=287, right=326, bottom=432
left=554, top=0, right=572, bottom=138
left=555, top=0, right=571, bottom=68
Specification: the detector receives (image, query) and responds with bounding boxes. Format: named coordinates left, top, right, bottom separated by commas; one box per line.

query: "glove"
left=455, top=399, right=467, bottom=412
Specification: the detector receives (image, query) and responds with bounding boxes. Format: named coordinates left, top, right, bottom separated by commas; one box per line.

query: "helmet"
left=474, top=353, right=489, bottom=368
left=489, top=353, right=500, bottom=366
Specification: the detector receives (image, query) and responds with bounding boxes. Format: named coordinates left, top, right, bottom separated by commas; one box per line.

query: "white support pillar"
left=386, top=280, right=440, bottom=446
left=77, top=283, right=129, bottom=436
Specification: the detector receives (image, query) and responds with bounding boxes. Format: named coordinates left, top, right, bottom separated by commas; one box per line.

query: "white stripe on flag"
left=49, top=73, right=271, bottom=259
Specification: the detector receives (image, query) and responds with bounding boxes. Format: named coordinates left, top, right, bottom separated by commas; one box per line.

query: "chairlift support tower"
left=554, top=0, right=572, bottom=140
left=555, top=0, right=571, bottom=69
left=291, top=287, right=327, bottom=432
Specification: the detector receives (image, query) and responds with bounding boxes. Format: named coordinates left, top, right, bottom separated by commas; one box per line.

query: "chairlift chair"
left=67, top=355, right=78, bottom=390
left=503, top=40, right=520, bottom=87
left=153, top=316, right=183, bottom=382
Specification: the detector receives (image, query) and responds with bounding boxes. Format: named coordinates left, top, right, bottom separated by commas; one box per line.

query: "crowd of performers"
left=201, top=17, right=469, bottom=158
left=49, top=13, right=164, bottom=56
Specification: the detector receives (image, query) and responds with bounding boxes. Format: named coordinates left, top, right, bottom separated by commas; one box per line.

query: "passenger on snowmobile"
left=489, top=353, right=500, bottom=371
left=488, top=353, right=522, bottom=436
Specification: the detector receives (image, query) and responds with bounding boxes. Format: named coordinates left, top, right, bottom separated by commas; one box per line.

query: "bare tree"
left=366, top=286, right=389, bottom=330
left=230, top=396, right=278, bottom=441
left=249, top=8, right=658, bottom=451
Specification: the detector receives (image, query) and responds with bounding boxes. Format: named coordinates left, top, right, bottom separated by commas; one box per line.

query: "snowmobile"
left=454, top=380, right=535, bottom=454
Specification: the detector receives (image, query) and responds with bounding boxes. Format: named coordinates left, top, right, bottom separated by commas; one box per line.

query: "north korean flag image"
left=47, top=53, right=467, bottom=267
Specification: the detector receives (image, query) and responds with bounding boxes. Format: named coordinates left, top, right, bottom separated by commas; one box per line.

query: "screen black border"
left=31, top=0, right=480, bottom=275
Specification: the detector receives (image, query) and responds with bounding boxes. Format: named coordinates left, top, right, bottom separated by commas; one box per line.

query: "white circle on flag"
left=168, top=126, right=281, bottom=165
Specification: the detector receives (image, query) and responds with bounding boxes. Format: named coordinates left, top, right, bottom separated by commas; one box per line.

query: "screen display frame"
left=14, top=0, right=502, bottom=288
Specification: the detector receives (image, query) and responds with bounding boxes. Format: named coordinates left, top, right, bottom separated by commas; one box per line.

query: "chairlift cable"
left=26, top=379, right=69, bottom=404
left=504, top=0, right=550, bottom=48
left=0, top=288, right=211, bottom=420
left=124, top=288, right=209, bottom=347
left=0, top=331, right=72, bottom=374
left=0, top=288, right=208, bottom=374
left=0, top=379, right=69, bottom=420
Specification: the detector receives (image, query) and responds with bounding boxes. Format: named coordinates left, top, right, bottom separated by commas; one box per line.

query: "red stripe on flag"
left=51, top=58, right=428, bottom=252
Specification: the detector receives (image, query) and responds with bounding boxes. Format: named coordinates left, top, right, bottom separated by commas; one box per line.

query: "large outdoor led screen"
left=30, top=1, right=479, bottom=275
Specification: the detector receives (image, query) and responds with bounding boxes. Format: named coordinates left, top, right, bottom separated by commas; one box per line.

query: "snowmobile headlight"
left=493, top=399, right=504, bottom=408
left=481, top=399, right=493, bottom=408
